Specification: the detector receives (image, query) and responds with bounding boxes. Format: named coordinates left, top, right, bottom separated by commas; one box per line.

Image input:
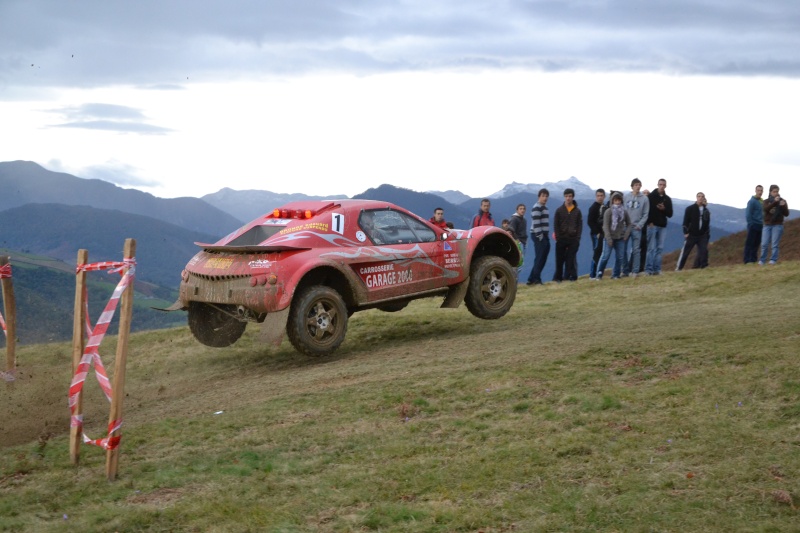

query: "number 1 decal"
left=332, top=213, right=345, bottom=234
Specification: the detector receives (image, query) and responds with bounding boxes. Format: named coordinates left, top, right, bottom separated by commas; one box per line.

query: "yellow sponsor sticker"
left=205, top=258, right=234, bottom=269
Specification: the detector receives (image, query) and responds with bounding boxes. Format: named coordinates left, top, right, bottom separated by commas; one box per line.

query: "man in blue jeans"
left=645, top=179, right=673, bottom=275
left=759, top=185, right=789, bottom=265
left=587, top=188, right=606, bottom=279
left=526, top=189, right=550, bottom=285
left=623, top=178, right=649, bottom=278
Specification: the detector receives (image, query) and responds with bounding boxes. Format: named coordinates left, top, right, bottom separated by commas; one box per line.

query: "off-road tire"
left=188, top=302, right=247, bottom=347
left=464, top=255, right=517, bottom=319
left=287, top=286, right=348, bottom=356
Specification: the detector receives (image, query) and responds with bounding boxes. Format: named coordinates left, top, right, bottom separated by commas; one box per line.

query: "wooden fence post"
left=106, top=239, right=136, bottom=481
left=70, top=249, right=88, bottom=465
left=1, top=256, right=17, bottom=379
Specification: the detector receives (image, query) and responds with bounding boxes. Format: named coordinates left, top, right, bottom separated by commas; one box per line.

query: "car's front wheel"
left=188, top=302, right=247, bottom=347
left=287, top=286, right=348, bottom=356
left=464, top=256, right=517, bottom=319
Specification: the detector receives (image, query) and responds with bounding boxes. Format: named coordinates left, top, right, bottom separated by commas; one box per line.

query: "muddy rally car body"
left=173, top=199, right=520, bottom=356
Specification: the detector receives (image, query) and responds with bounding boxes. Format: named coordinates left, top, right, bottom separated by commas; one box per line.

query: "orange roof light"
left=305, top=209, right=314, bottom=219
left=273, top=208, right=281, bottom=218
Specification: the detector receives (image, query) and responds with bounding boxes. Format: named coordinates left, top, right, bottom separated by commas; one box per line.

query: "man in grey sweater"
left=623, top=178, right=650, bottom=277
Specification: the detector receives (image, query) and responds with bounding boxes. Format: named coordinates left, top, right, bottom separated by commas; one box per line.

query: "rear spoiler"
left=194, top=243, right=312, bottom=253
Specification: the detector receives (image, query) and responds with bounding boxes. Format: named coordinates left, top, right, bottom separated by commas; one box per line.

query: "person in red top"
left=429, top=207, right=448, bottom=229
left=471, top=199, right=495, bottom=228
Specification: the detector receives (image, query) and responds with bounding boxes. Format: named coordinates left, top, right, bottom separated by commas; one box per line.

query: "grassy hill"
left=2, top=259, right=799, bottom=531
left=662, top=217, right=800, bottom=270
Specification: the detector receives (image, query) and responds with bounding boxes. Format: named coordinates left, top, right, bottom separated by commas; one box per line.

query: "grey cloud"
left=57, top=103, right=146, bottom=121
left=46, top=103, right=171, bottom=134
left=50, top=120, right=172, bottom=134
left=47, top=159, right=162, bottom=188
left=1, top=0, right=799, bottom=91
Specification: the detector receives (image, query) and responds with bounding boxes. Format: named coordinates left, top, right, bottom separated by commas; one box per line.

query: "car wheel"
left=464, top=256, right=517, bottom=319
left=188, top=302, right=247, bottom=347
left=287, top=286, right=348, bottom=356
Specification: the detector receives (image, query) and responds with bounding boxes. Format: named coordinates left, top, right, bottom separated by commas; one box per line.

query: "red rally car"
left=171, top=200, right=520, bottom=356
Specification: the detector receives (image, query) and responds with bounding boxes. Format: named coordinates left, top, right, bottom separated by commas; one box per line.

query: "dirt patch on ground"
left=0, top=364, right=73, bottom=449
left=127, top=487, right=184, bottom=507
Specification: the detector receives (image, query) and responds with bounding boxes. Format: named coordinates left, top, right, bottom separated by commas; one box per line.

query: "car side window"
left=404, top=215, right=436, bottom=243
left=358, top=209, right=436, bottom=245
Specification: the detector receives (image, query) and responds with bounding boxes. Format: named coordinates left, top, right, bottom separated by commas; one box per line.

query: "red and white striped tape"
left=69, top=257, right=136, bottom=451
left=0, top=263, right=11, bottom=380
left=0, top=263, right=10, bottom=339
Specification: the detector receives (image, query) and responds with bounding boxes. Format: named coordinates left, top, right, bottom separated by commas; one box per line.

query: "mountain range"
left=1, top=160, right=796, bottom=344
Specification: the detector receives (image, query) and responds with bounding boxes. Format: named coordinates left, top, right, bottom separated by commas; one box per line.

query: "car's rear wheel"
left=188, top=302, right=247, bottom=347
left=287, top=286, right=348, bottom=356
left=464, top=256, right=517, bottom=319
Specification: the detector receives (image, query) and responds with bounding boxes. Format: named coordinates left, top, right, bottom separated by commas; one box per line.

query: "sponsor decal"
left=332, top=213, right=345, bottom=234
left=445, top=253, right=462, bottom=267
left=278, top=222, right=330, bottom=235
left=358, top=263, right=414, bottom=288
left=248, top=259, right=273, bottom=269
left=263, top=219, right=292, bottom=226
left=359, top=264, right=395, bottom=274
left=205, top=257, right=234, bottom=269
left=443, top=241, right=452, bottom=251
left=355, top=231, right=367, bottom=242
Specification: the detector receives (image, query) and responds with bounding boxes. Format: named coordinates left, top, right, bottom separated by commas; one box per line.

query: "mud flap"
left=440, top=277, right=469, bottom=309
left=258, top=308, right=290, bottom=347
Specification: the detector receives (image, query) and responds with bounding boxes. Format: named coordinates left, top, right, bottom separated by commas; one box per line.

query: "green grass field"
left=2, top=261, right=799, bottom=532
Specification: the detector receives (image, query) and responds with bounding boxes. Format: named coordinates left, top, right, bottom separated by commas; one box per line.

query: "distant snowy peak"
left=488, top=177, right=594, bottom=199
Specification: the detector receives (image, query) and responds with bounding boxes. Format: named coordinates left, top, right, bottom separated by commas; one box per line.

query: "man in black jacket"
left=645, top=179, right=673, bottom=275
left=676, top=192, right=710, bottom=271
left=586, top=189, right=606, bottom=279
left=553, top=188, right=582, bottom=282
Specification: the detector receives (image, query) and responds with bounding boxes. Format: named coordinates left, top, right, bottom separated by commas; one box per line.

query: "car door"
left=353, top=209, right=447, bottom=300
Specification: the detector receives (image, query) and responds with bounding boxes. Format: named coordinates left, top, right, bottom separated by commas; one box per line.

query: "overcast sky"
left=1, top=0, right=798, bottom=208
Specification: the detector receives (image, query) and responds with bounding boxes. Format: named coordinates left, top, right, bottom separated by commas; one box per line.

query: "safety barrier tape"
left=69, top=257, right=136, bottom=450
left=0, top=263, right=10, bottom=339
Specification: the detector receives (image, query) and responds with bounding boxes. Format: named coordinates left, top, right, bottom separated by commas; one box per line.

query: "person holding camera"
left=676, top=192, right=711, bottom=271
left=759, top=185, right=790, bottom=265
left=645, top=178, right=673, bottom=275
